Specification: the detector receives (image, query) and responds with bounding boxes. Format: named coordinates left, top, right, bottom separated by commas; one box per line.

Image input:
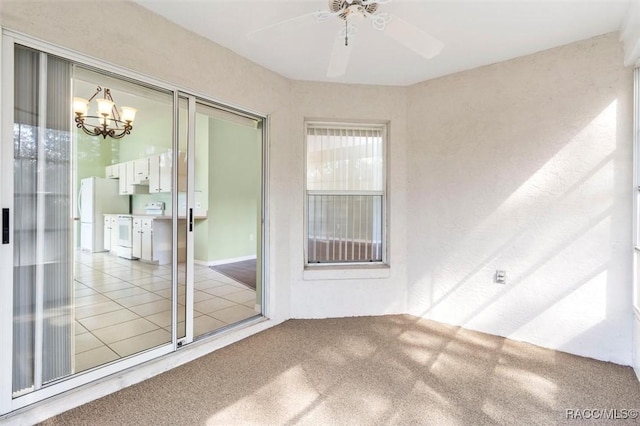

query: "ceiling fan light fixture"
left=346, top=5, right=367, bottom=20
left=329, top=0, right=378, bottom=20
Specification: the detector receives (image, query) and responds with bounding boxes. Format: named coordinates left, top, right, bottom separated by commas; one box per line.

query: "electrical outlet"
left=495, top=270, right=507, bottom=284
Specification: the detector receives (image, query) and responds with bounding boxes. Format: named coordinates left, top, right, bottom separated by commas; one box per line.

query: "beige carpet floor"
left=42, top=315, right=640, bottom=425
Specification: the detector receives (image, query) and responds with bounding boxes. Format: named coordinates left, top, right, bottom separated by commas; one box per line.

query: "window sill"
left=303, top=264, right=390, bottom=281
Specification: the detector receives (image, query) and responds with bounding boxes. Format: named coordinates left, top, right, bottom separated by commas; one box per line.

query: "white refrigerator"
left=79, top=177, right=129, bottom=252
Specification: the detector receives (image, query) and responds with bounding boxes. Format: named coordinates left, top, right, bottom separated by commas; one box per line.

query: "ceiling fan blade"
left=246, top=12, right=318, bottom=40
left=327, top=33, right=354, bottom=78
left=383, top=15, right=443, bottom=59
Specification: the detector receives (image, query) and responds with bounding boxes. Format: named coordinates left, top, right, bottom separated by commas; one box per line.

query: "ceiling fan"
left=248, top=0, right=444, bottom=78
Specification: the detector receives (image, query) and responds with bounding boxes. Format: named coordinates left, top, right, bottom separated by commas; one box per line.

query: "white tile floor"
left=74, top=252, right=259, bottom=372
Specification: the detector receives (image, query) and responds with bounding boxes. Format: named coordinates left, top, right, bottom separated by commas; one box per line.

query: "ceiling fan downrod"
left=345, top=19, right=349, bottom=46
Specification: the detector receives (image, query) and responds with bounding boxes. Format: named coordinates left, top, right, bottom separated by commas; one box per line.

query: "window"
left=305, top=122, right=386, bottom=264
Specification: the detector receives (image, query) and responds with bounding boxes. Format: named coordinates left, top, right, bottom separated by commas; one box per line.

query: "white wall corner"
left=620, top=0, right=640, bottom=67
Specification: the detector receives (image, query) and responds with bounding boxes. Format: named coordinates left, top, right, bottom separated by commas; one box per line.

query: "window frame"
left=303, top=119, right=389, bottom=268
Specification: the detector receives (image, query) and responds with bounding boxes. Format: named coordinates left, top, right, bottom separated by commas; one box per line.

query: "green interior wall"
left=207, top=117, right=261, bottom=262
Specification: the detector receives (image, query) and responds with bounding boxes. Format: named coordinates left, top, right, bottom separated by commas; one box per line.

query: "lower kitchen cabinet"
left=103, top=215, right=119, bottom=252
left=132, top=217, right=142, bottom=259
left=109, top=215, right=187, bottom=265
left=131, top=216, right=172, bottom=265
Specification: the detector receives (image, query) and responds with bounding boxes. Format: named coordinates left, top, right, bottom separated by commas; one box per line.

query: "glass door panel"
left=71, top=66, right=175, bottom=374
left=190, top=101, right=263, bottom=340
left=10, top=42, right=177, bottom=398
left=175, top=96, right=264, bottom=346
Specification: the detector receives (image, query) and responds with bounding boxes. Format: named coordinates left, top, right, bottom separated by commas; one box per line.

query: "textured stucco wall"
left=407, top=32, right=634, bottom=365
left=290, top=81, right=409, bottom=318
left=0, top=0, right=294, bottom=322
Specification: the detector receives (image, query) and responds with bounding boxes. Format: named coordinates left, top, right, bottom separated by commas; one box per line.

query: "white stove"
left=145, top=202, right=165, bottom=215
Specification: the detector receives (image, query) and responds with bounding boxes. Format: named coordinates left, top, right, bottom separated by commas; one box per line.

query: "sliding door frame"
left=0, top=29, right=15, bottom=417
left=0, top=28, right=269, bottom=416
left=178, top=94, right=269, bottom=345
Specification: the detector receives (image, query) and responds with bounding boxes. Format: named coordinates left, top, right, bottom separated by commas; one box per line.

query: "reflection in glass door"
left=9, top=43, right=177, bottom=398
left=177, top=97, right=264, bottom=344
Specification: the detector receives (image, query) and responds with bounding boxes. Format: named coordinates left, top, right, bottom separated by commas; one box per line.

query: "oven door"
left=117, top=216, right=133, bottom=248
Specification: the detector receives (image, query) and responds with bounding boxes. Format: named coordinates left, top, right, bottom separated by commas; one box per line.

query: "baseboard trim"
left=194, top=255, right=257, bottom=267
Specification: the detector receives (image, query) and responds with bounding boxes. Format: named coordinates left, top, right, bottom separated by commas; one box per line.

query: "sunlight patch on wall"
left=426, top=100, right=619, bottom=326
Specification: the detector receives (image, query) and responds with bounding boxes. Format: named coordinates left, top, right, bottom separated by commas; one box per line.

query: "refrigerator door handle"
left=77, top=181, right=83, bottom=219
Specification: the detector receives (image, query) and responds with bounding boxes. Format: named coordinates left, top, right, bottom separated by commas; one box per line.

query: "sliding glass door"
left=0, top=34, right=267, bottom=415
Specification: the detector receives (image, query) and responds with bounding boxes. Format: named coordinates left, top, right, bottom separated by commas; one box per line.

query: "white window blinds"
left=306, top=123, right=385, bottom=264
left=306, top=126, right=384, bottom=192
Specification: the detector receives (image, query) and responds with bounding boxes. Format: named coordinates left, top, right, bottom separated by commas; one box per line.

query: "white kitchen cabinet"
left=118, top=163, right=129, bottom=195
left=103, top=215, right=119, bottom=252
left=132, top=217, right=142, bottom=259
left=103, top=216, right=111, bottom=251
left=141, top=218, right=154, bottom=261
left=110, top=216, right=118, bottom=251
left=118, top=161, right=149, bottom=195
left=127, top=216, right=172, bottom=265
left=148, top=154, right=161, bottom=193
left=105, top=164, right=119, bottom=179
left=133, top=157, right=150, bottom=184
left=126, top=161, right=134, bottom=189
left=149, top=152, right=186, bottom=193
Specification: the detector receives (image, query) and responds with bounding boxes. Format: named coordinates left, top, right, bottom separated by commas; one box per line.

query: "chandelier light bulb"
left=73, top=97, right=89, bottom=116
left=121, top=106, right=137, bottom=123
left=96, top=98, right=114, bottom=116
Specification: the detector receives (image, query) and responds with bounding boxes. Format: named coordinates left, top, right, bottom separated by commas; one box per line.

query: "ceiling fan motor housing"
left=330, top=0, right=378, bottom=20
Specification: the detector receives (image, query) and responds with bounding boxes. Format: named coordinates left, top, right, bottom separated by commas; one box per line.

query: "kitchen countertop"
left=104, top=213, right=208, bottom=220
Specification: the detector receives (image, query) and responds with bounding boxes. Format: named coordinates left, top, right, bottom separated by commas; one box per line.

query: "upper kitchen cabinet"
left=118, top=161, right=149, bottom=195
left=133, top=157, right=150, bottom=184
left=106, top=152, right=185, bottom=194
left=149, top=152, right=186, bottom=193
left=105, top=164, right=119, bottom=179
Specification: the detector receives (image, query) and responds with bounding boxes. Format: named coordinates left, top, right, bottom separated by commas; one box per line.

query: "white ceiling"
left=134, top=0, right=632, bottom=86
